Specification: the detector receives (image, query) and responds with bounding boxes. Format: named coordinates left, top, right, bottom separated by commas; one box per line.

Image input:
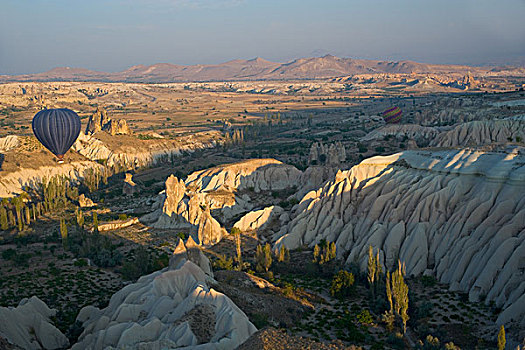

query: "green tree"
left=0, top=206, right=8, bottom=230
left=24, top=206, right=30, bottom=225
left=382, top=271, right=395, bottom=331
left=8, top=210, right=15, bottom=227
left=312, top=244, right=320, bottom=263
left=75, top=208, right=84, bottom=228
left=277, top=245, right=289, bottom=263
left=376, top=249, right=383, bottom=277
left=329, top=242, right=337, bottom=260
left=92, top=212, right=99, bottom=232
left=498, top=325, right=506, bottom=350
left=12, top=197, right=24, bottom=231
left=330, top=270, right=355, bottom=298
left=256, top=244, right=272, bottom=273
left=392, top=261, right=409, bottom=334
left=231, top=227, right=242, bottom=270
left=60, top=218, right=68, bottom=249
left=367, top=245, right=377, bottom=297
left=36, top=202, right=42, bottom=216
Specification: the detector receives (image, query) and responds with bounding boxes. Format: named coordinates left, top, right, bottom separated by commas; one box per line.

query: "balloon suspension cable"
left=56, top=154, right=65, bottom=164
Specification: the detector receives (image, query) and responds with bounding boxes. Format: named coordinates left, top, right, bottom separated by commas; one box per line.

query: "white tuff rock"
left=233, top=206, right=283, bottom=233
left=430, top=119, right=525, bottom=147
left=185, top=158, right=302, bottom=193
left=0, top=296, right=68, bottom=350
left=72, top=260, right=256, bottom=349
left=275, top=149, right=525, bottom=332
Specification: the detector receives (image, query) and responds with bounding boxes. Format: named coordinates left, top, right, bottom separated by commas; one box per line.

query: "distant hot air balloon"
left=382, top=107, right=402, bottom=124
left=32, top=108, right=81, bottom=163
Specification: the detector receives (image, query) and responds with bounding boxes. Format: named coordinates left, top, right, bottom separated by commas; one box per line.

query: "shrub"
left=73, top=258, right=88, bottom=267
left=121, top=261, right=142, bottom=281
left=387, top=333, right=405, bottom=350
left=2, top=248, right=16, bottom=260
left=356, top=309, right=374, bottom=325
left=251, top=313, right=269, bottom=329
left=416, top=301, right=434, bottom=319
left=214, top=254, right=233, bottom=271
left=420, top=275, right=437, bottom=287
left=330, top=270, right=355, bottom=297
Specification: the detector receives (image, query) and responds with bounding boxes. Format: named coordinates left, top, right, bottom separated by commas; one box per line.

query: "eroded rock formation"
left=362, top=124, right=440, bottom=146
left=309, top=142, right=346, bottom=165
left=78, top=193, right=95, bottom=207
left=85, top=107, right=130, bottom=135
left=275, top=149, right=525, bottom=331
left=233, top=205, right=283, bottom=233
left=0, top=161, right=104, bottom=197
left=0, top=296, right=68, bottom=350
left=0, top=135, right=20, bottom=153
left=154, top=175, right=227, bottom=246
left=430, top=119, right=525, bottom=147
left=185, top=158, right=302, bottom=193
left=72, top=260, right=256, bottom=349
left=152, top=159, right=303, bottom=245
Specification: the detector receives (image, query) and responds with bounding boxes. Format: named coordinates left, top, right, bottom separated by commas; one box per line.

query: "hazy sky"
left=1, top=0, right=524, bottom=74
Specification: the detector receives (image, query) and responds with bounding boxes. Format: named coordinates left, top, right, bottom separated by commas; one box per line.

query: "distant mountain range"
left=1, top=55, right=523, bottom=83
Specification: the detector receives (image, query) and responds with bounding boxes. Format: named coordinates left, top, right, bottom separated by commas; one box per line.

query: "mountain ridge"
left=2, top=55, right=523, bottom=83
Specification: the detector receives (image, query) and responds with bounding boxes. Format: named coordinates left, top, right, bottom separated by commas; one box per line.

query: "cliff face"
left=275, top=149, right=525, bottom=329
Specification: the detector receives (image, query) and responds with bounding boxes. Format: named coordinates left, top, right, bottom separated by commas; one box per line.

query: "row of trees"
left=0, top=195, right=58, bottom=232
left=365, top=246, right=409, bottom=334
left=253, top=243, right=290, bottom=274
left=0, top=166, right=110, bottom=233
left=312, top=239, right=337, bottom=265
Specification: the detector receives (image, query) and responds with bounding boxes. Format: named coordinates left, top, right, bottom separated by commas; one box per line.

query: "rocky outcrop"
left=152, top=159, right=302, bottom=245
left=106, top=119, right=131, bottom=136
left=309, top=142, right=346, bottom=165
left=362, top=124, right=440, bottom=145
left=275, top=149, right=525, bottom=332
left=96, top=217, right=139, bottom=232
left=85, top=108, right=111, bottom=134
left=72, top=259, right=256, bottom=349
left=0, top=296, right=68, bottom=349
left=85, top=107, right=130, bottom=135
left=170, top=237, right=213, bottom=278
left=0, top=135, right=20, bottom=153
left=430, top=119, right=525, bottom=147
left=78, top=193, right=95, bottom=207
left=154, top=175, right=227, bottom=246
left=185, top=159, right=302, bottom=193
left=73, top=131, right=222, bottom=170
left=233, top=206, right=283, bottom=233
left=122, top=173, right=137, bottom=196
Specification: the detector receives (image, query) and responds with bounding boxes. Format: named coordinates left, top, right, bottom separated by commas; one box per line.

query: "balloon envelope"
left=382, top=107, right=402, bottom=124
left=32, top=108, right=81, bottom=158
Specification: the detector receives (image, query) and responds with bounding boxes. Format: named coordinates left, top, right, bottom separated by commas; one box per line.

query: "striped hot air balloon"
left=382, top=107, right=402, bottom=124
left=32, top=108, right=81, bottom=163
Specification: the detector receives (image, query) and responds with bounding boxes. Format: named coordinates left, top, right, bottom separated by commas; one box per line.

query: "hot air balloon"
left=382, top=107, right=402, bottom=124
left=32, top=108, right=81, bottom=163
